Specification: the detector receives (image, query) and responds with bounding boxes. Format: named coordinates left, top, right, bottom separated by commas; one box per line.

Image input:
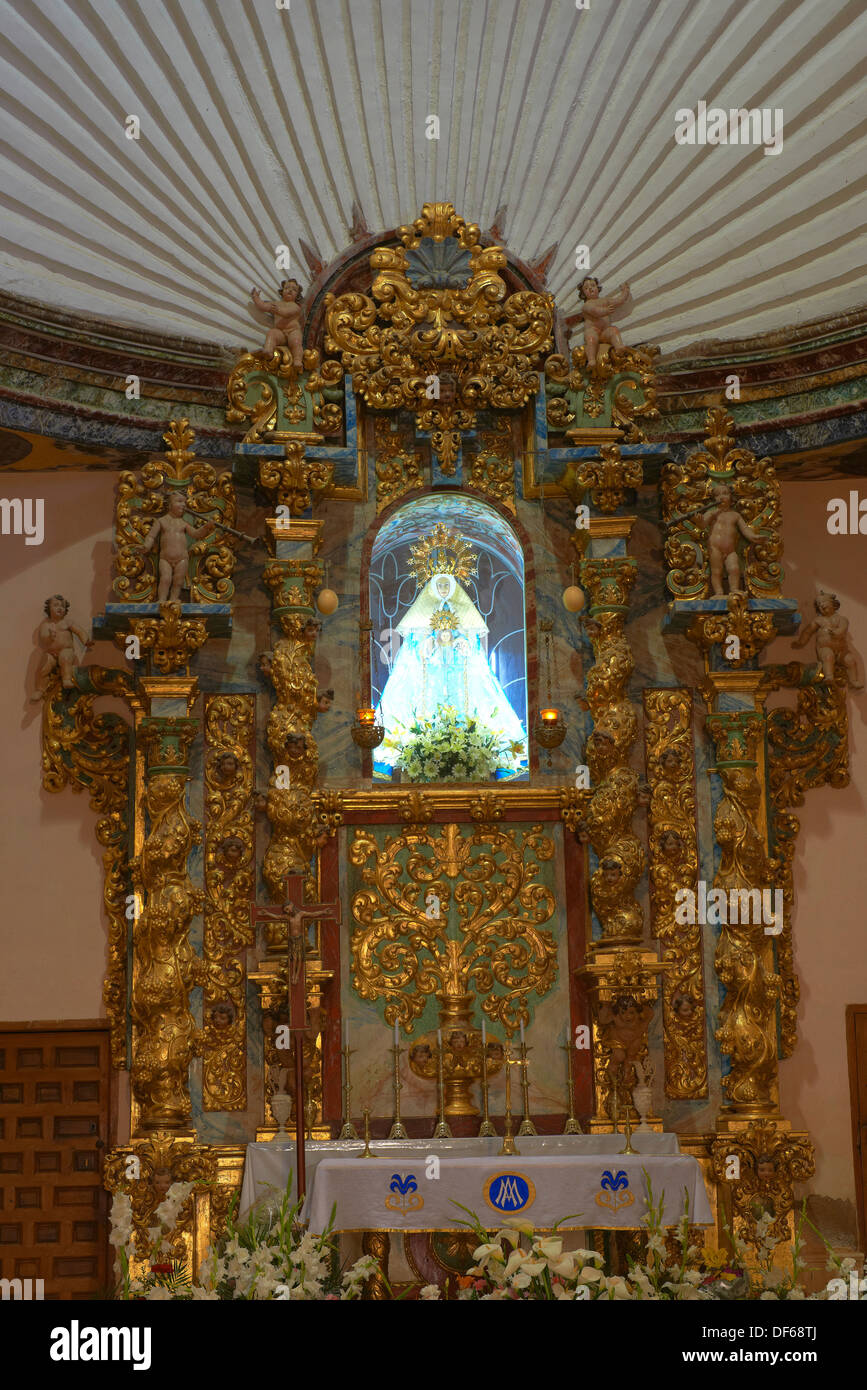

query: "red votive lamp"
left=357, top=707, right=376, bottom=725
left=540, top=708, right=560, bottom=724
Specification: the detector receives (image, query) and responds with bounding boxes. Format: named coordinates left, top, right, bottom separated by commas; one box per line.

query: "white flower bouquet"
left=394, top=705, right=524, bottom=783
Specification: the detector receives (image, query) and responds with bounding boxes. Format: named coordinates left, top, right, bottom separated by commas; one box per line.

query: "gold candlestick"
left=517, top=1040, right=537, bottom=1136
left=618, top=1073, right=638, bottom=1155
left=498, top=1046, right=521, bottom=1156
left=388, top=1037, right=409, bottom=1140
left=338, top=1043, right=359, bottom=1141
left=433, top=1035, right=452, bottom=1139
left=561, top=1040, right=583, bottom=1134
left=357, top=1107, right=378, bottom=1158
left=478, top=1037, right=496, bottom=1138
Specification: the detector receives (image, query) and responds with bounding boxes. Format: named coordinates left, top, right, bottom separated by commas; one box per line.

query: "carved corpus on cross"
left=251, top=873, right=341, bottom=1198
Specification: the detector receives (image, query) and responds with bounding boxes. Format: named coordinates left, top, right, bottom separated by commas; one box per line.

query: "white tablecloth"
left=238, top=1132, right=681, bottom=1220
left=305, top=1154, right=711, bottom=1233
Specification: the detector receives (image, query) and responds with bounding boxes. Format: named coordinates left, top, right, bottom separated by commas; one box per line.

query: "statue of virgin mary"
left=374, top=571, right=527, bottom=775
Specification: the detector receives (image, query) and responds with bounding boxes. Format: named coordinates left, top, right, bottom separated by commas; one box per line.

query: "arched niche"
left=367, top=491, right=529, bottom=782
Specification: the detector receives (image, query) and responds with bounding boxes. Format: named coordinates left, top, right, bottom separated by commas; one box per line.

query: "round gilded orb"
left=316, top=588, right=339, bottom=616
left=562, top=585, right=586, bottom=613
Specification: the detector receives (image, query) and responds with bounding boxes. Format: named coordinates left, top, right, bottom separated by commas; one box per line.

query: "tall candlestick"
left=561, top=1038, right=582, bottom=1134
left=517, top=1038, right=538, bottom=1137
left=477, top=1025, right=496, bottom=1138
left=433, top=1031, right=452, bottom=1139
left=357, top=1106, right=378, bottom=1159
left=338, top=1038, right=359, bottom=1141
left=498, top=1044, right=519, bottom=1156
left=388, top=1025, right=408, bottom=1140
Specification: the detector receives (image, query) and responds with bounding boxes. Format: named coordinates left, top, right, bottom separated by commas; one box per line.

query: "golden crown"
left=408, top=523, right=478, bottom=588
left=431, top=608, right=459, bottom=632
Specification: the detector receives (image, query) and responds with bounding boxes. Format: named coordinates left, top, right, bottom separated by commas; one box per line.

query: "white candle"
left=394, top=1020, right=399, bottom=1049
left=437, top=1028, right=443, bottom=1051
left=481, top=1018, right=487, bottom=1046
left=344, top=1020, right=349, bottom=1050
left=520, top=1019, right=525, bottom=1046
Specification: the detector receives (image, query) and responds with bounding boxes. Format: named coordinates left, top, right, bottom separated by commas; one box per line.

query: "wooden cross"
left=250, top=873, right=342, bottom=1198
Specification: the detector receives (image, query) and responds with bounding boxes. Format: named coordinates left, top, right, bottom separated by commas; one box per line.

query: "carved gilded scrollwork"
left=40, top=668, right=134, bottom=1068
left=571, top=445, right=643, bottom=513
left=226, top=346, right=343, bottom=444
left=581, top=950, right=662, bottom=1124
left=202, top=696, right=255, bottom=1110
left=131, top=718, right=204, bottom=1132
left=710, top=1120, right=815, bottom=1249
left=104, top=1131, right=221, bottom=1275
left=661, top=408, right=783, bottom=600
left=123, top=601, right=208, bottom=674
left=566, top=553, right=645, bottom=946
left=643, top=689, right=706, bottom=1098
left=325, top=202, right=552, bottom=474
left=113, top=419, right=238, bottom=604
left=349, top=821, right=557, bottom=1037
left=764, top=664, right=850, bottom=1056
left=374, top=415, right=424, bottom=512
left=707, top=717, right=781, bottom=1113
left=466, top=425, right=516, bottom=512
left=259, top=440, right=334, bottom=516
left=544, top=345, right=659, bottom=442
left=686, top=592, right=777, bottom=666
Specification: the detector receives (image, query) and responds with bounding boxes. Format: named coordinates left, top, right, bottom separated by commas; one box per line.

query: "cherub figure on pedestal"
left=139, top=493, right=215, bottom=602
left=793, top=590, right=864, bottom=689
left=699, top=483, right=760, bottom=596
left=578, top=276, right=632, bottom=370
left=250, top=279, right=304, bottom=367
left=599, top=993, right=654, bottom=1114
left=31, top=594, right=94, bottom=701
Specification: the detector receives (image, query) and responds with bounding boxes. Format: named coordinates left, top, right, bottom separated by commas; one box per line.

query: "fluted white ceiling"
left=0, top=0, right=865, bottom=353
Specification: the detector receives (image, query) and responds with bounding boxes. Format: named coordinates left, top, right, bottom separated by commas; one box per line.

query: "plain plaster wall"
left=1, top=469, right=864, bottom=1208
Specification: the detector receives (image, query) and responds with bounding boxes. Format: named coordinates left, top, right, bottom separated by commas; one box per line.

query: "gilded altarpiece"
left=37, top=204, right=856, bottom=1285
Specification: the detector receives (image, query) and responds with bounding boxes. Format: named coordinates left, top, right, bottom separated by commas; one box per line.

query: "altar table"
left=239, top=1134, right=711, bottom=1231
left=306, top=1153, right=711, bottom=1233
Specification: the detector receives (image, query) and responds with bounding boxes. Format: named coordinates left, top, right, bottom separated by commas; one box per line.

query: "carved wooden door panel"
left=847, top=1006, right=867, bottom=1249
left=0, top=1027, right=110, bottom=1299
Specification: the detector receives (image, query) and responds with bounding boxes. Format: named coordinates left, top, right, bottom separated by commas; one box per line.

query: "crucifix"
left=251, top=873, right=341, bottom=1200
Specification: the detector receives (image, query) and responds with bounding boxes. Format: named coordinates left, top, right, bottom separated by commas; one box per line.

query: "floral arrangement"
left=108, top=1172, right=858, bottom=1302
left=416, top=1179, right=856, bottom=1302
left=392, top=705, right=524, bottom=783
left=110, top=1180, right=377, bottom=1301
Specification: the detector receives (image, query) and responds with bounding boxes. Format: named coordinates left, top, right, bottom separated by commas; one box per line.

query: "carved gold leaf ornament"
left=202, top=696, right=255, bottom=1111
left=710, top=1120, right=815, bottom=1249
left=661, top=408, right=783, bottom=601
left=126, top=601, right=208, bottom=674
left=226, top=346, right=343, bottom=444
left=40, top=669, right=134, bottom=1068
left=349, top=821, right=557, bottom=1037
left=544, top=344, right=659, bottom=441
left=132, top=718, right=204, bottom=1132
left=374, top=415, right=424, bottom=511
left=764, top=664, right=850, bottom=1056
left=324, top=203, right=552, bottom=473
left=687, top=593, right=776, bottom=667
left=113, top=420, right=239, bottom=605
left=643, top=689, right=707, bottom=1098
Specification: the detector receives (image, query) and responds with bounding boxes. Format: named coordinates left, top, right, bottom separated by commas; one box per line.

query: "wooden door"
left=0, top=1026, right=111, bottom=1300
left=847, top=1006, right=867, bottom=1251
